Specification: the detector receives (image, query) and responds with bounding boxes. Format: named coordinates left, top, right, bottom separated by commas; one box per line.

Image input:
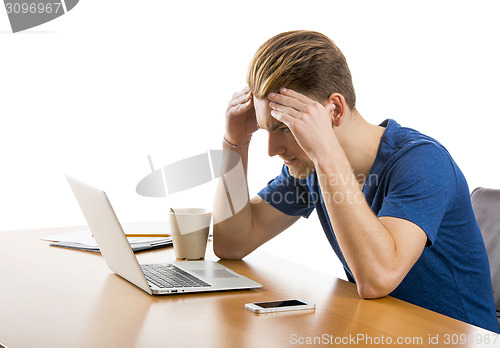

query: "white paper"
left=41, top=222, right=171, bottom=247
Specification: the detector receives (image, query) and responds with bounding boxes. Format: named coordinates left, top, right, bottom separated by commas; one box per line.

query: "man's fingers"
left=239, top=98, right=253, bottom=110
left=228, top=99, right=253, bottom=115
left=279, top=88, right=314, bottom=104
left=270, top=109, right=294, bottom=127
left=267, top=89, right=312, bottom=112
left=269, top=102, right=302, bottom=119
left=232, top=86, right=251, bottom=99
left=228, top=90, right=252, bottom=108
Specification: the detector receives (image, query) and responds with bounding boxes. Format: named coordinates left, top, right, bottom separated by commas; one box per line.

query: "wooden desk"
left=0, top=227, right=497, bottom=347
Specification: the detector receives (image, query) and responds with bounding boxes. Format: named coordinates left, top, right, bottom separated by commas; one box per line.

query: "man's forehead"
left=254, top=97, right=284, bottom=132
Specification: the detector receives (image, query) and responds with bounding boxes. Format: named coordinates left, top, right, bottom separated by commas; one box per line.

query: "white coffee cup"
left=169, top=208, right=212, bottom=260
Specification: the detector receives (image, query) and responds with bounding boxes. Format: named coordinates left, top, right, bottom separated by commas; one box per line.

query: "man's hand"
left=268, top=88, right=339, bottom=164
left=225, top=86, right=258, bottom=146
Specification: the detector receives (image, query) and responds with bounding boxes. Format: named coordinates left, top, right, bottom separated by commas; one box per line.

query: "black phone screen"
left=254, top=300, right=307, bottom=308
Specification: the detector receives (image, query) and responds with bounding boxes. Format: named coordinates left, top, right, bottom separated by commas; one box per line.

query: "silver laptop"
left=66, top=175, right=262, bottom=295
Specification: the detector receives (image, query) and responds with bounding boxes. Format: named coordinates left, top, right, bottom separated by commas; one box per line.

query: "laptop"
left=66, top=175, right=262, bottom=295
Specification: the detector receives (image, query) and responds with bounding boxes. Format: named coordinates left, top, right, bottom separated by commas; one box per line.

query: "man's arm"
left=268, top=88, right=428, bottom=298
left=213, top=87, right=300, bottom=259
left=214, top=194, right=300, bottom=259
left=313, top=144, right=428, bottom=298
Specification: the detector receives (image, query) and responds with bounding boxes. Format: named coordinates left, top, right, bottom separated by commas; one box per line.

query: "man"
left=213, top=30, right=499, bottom=332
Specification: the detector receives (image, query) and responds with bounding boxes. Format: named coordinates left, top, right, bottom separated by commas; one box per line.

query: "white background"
left=1, top=0, right=499, bottom=280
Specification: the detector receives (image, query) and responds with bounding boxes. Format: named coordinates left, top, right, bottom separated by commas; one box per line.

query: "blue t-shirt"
left=258, top=119, right=499, bottom=332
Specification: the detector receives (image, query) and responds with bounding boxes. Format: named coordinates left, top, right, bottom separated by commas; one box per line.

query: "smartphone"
left=245, top=299, right=315, bottom=313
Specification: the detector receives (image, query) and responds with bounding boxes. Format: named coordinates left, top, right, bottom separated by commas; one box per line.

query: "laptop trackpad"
left=191, top=269, right=239, bottom=278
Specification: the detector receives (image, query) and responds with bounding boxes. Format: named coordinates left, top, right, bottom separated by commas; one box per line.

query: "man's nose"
left=268, top=133, right=286, bottom=157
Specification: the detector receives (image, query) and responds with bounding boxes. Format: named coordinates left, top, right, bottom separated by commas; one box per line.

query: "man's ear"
left=325, top=93, right=348, bottom=127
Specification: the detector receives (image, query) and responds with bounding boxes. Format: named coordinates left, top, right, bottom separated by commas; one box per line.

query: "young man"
left=213, top=30, right=499, bottom=332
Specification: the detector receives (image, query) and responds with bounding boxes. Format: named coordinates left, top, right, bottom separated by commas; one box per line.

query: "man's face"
left=253, top=96, right=315, bottom=179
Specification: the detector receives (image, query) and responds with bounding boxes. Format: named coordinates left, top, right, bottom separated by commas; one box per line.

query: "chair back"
left=471, top=187, right=500, bottom=325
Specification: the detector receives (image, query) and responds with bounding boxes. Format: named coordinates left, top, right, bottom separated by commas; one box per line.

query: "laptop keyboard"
left=141, top=264, right=211, bottom=289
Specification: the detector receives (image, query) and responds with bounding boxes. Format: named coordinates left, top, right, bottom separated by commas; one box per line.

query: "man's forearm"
left=314, top=148, right=403, bottom=297
left=212, top=140, right=253, bottom=259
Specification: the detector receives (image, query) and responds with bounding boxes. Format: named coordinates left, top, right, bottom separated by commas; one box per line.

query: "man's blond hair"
left=247, top=30, right=356, bottom=109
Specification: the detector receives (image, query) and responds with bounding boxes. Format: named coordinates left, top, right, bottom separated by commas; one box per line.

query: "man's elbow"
left=213, top=242, right=247, bottom=260
left=214, top=248, right=245, bottom=260
left=356, top=275, right=399, bottom=299
left=357, top=283, right=390, bottom=299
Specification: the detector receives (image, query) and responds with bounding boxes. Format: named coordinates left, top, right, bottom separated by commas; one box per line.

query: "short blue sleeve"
left=377, top=143, right=457, bottom=245
left=258, top=165, right=314, bottom=218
